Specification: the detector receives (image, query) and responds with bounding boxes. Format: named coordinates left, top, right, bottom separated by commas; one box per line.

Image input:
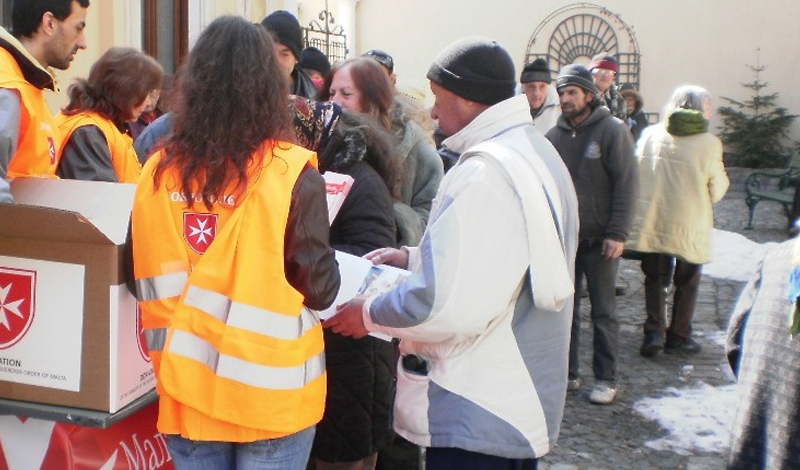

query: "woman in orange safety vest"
left=56, top=47, right=162, bottom=183
left=130, top=16, right=340, bottom=469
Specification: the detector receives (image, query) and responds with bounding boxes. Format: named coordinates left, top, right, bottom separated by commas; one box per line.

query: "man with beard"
left=0, top=0, right=89, bottom=192
left=545, top=64, right=637, bottom=405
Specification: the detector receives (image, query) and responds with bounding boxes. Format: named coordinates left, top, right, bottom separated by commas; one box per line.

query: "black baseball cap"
left=362, top=49, right=394, bottom=74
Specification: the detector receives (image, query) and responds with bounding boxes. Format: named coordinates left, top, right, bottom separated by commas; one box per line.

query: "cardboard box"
left=0, top=178, right=155, bottom=412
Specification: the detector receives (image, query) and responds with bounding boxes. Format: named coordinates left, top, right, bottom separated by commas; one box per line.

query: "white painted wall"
left=48, top=0, right=800, bottom=144
left=356, top=0, right=800, bottom=141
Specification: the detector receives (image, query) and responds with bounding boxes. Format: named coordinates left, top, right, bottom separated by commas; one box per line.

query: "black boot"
left=664, top=334, right=702, bottom=355
left=640, top=331, right=663, bottom=357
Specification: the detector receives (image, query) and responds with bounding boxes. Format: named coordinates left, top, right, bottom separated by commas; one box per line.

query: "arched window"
left=526, top=4, right=641, bottom=91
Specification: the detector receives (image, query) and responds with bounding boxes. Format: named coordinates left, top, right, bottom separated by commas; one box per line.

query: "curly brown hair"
left=154, top=16, right=295, bottom=209
left=62, top=47, right=162, bottom=123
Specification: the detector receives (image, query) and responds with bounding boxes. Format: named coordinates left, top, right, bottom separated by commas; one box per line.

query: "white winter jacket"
left=363, top=95, right=579, bottom=459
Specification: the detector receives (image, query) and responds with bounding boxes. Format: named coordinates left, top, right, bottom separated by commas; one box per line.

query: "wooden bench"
left=744, top=153, right=800, bottom=229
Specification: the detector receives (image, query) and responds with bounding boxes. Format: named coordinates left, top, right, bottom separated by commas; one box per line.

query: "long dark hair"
left=319, top=58, right=394, bottom=132
left=154, top=16, right=295, bottom=209
left=62, top=47, right=163, bottom=123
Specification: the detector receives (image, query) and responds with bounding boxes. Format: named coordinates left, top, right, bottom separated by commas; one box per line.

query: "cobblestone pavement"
left=539, top=192, right=791, bottom=470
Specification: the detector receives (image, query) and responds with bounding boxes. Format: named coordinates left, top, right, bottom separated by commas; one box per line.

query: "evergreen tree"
left=717, top=53, right=798, bottom=168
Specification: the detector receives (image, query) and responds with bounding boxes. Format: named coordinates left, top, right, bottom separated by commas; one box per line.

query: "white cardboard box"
left=0, top=178, right=155, bottom=412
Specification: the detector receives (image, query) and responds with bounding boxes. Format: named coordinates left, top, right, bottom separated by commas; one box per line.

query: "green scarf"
left=667, top=108, right=708, bottom=136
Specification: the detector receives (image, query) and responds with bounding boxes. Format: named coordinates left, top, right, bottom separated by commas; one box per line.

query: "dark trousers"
left=641, top=253, right=702, bottom=340
left=426, top=447, right=537, bottom=470
left=376, top=433, right=421, bottom=470
left=791, top=183, right=800, bottom=228
left=569, top=243, right=619, bottom=385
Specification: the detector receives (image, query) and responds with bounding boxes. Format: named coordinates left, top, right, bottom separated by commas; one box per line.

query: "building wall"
left=356, top=0, right=800, bottom=142
left=46, top=0, right=255, bottom=110
left=45, top=0, right=800, bottom=145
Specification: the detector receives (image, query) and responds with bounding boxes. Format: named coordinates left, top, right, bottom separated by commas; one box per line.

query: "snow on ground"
left=704, top=229, right=777, bottom=282
left=630, top=229, right=772, bottom=457
left=701, top=330, right=728, bottom=349
left=633, top=383, right=737, bottom=455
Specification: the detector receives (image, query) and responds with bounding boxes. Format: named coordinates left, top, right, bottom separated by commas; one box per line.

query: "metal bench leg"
left=746, top=199, right=758, bottom=229
left=784, top=202, right=794, bottom=230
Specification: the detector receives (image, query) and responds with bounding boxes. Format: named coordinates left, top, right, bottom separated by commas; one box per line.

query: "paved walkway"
left=539, top=190, right=790, bottom=470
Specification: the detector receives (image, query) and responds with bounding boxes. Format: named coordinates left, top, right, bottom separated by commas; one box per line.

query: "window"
left=142, top=0, right=188, bottom=75
left=0, top=2, right=11, bottom=30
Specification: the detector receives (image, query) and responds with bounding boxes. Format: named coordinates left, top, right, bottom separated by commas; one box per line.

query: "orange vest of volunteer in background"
left=132, top=142, right=325, bottom=442
left=56, top=111, right=142, bottom=183
left=0, top=47, right=60, bottom=178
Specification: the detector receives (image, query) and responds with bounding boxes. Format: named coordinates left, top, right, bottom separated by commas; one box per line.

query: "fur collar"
left=320, top=112, right=369, bottom=172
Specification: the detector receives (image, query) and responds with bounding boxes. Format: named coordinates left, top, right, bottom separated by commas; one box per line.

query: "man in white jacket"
left=327, top=37, right=579, bottom=470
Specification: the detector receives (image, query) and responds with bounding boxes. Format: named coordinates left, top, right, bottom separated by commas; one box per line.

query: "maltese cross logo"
left=184, top=213, right=218, bottom=254
left=0, top=267, right=36, bottom=349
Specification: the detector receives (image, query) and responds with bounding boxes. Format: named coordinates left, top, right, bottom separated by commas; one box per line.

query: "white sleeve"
left=366, top=156, right=529, bottom=344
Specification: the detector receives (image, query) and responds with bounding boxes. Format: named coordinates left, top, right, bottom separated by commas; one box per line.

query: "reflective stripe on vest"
left=168, top=330, right=325, bottom=390
left=132, top=143, right=325, bottom=436
left=183, top=284, right=320, bottom=340
left=145, top=328, right=168, bottom=352
left=136, top=271, right=189, bottom=302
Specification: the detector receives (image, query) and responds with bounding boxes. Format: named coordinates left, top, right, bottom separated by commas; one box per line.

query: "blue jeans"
left=569, top=242, right=619, bottom=385
left=166, top=426, right=315, bottom=470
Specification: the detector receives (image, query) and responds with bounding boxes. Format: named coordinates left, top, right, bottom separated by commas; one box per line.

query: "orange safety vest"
left=0, top=48, right=59, bottom=178
left=132, top=141, right=326, bottom=442
left=56, top=111, right=142, bottom=183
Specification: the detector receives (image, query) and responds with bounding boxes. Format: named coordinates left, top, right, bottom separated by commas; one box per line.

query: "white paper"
left=323, top=172, right=355, bottom=224
left=320, top=251, right=410, bottom=341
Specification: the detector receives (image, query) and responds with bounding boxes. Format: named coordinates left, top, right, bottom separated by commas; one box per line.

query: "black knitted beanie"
left=261, top=10, right=303, bottom=60
left=426, top=37, right=516, bottom=106
left=299, top=47, right=331, bottom=76
left=520, top=58, right=552, bottom=84
left=555, top=64, right=597, bottom=96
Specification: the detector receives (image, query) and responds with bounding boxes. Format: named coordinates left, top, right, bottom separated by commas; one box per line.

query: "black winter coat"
left=312, top=112, right=397, bottom=462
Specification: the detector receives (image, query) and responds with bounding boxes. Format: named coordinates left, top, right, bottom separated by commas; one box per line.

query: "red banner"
left=0, top=402, right=173, bottom=470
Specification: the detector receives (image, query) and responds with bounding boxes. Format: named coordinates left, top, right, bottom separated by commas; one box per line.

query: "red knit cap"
left=589, top=53, right=618, bottom=73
